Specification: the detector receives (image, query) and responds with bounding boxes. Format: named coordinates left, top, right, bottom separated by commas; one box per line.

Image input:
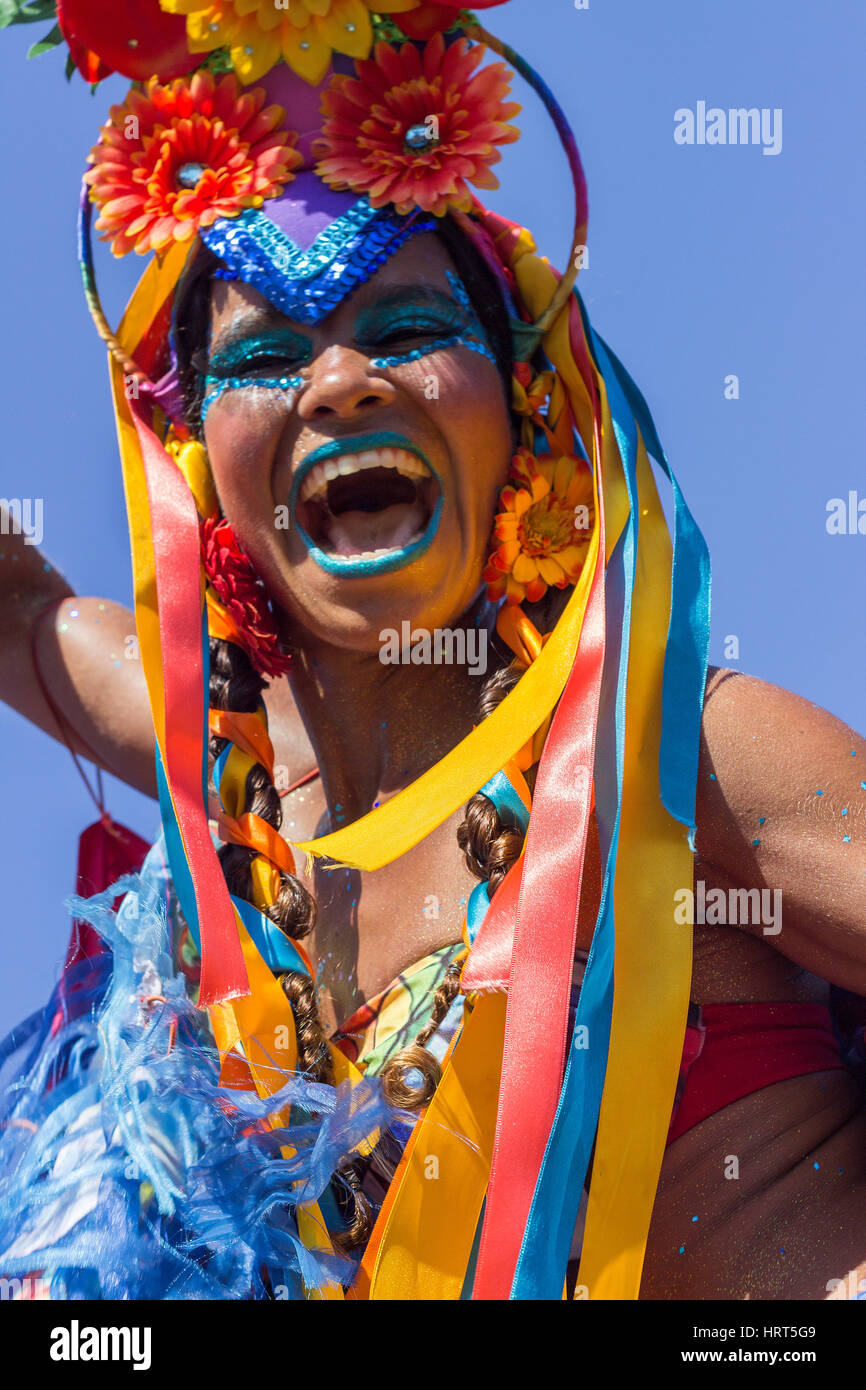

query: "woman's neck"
left=286, top=595, right=497, bottom=828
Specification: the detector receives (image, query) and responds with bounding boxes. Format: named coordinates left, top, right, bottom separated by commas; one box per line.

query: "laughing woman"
left=1, top=2, right=865, bottom=1302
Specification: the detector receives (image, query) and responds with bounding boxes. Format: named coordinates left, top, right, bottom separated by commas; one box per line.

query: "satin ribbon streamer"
left=470, top=424, right=606, bottom=1299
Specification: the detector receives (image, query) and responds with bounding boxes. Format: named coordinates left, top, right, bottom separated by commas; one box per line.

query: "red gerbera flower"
left=57, top=0, right=196, bottom=82
left=85, top=70, right=302, bottom=257
left=313, top=33, right=521, bottom=217
left=202, top=516, right=292, bottom=679
left=393, top=0, right=512, bottom=42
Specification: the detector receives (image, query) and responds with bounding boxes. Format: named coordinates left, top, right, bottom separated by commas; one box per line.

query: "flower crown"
left=84, top=32, right=520, bottom=258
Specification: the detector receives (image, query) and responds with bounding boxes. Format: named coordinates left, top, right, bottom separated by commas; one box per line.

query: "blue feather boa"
left=0, top=843, right=389, bottom=1300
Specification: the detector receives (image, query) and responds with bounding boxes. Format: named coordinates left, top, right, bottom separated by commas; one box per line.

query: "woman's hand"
left=697, top=668, right=866, bottom=993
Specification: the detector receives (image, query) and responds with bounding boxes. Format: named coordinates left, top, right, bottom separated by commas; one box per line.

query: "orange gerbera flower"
left=159, top=0, right=422, bottom=86
left=313, top=33, right=521, bottom=216
left=484, top=449, right=595, bottom=606
left=85, top=70, right=302, bottom=256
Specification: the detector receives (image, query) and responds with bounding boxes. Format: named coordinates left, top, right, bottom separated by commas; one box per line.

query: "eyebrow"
left=208, top=309, right=305, bottom=361
left=353, top=283, right=463, bottom=317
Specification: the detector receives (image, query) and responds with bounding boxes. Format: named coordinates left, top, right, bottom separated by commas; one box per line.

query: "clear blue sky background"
left=1, top=0, right=864, bottom=1034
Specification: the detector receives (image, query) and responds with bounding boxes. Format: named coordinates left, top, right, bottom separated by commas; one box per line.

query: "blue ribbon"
left=156, top=746, right=202, bottom=956
left=230, top=895, right=311, bottom=980
left=156, top=610, right=212, bottom=956
left=594, top=334, right=712, bottom=835
left=466, top=881, right=492, bottom=947
left=478, top=769, right=531, bottom=837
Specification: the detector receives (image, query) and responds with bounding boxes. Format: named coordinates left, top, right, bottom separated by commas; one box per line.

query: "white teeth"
left=334, top=537, right=424, bottom=563
left=296, top=448, right=431, bottom=504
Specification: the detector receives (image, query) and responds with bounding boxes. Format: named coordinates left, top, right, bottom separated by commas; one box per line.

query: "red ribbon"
left=132, top=403, right=249, bottom=1005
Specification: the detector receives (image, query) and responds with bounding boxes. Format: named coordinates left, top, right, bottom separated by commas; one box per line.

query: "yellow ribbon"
left=365, top=993, right=507, bottom=1301
left=576, top=431, right=693, bottom=1299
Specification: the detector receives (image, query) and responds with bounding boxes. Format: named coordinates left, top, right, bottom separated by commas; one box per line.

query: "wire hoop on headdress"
left=462, top=21, right=589, bottom=351
left=78, top=181, right=154, bottom=388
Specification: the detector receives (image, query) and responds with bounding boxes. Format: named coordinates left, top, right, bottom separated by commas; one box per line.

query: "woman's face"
left=201, top=232, right=513, bottom=652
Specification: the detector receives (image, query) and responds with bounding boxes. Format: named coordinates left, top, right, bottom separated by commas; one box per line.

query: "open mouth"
left=293, top=440, right=442, bottom=571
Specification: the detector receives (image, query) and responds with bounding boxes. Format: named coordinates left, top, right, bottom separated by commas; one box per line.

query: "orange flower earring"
left=484, top=446, right=594, bottom=606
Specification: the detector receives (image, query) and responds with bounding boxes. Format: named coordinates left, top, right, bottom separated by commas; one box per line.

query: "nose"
left=297, top=346, right=396, bottom=422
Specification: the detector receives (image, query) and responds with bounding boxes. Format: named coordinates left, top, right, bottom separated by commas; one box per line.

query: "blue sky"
left=1, top=0, right=864, bottom=1032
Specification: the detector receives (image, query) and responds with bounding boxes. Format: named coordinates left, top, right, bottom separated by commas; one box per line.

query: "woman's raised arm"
left=0, top=514, right=158, bottom=797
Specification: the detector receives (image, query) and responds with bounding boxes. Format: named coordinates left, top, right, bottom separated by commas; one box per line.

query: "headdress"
left=5, top=0, right=710, bottom=1300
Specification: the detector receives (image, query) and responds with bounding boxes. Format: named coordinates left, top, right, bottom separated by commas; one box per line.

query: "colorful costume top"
left=0, top=0, right=712, bottom=1300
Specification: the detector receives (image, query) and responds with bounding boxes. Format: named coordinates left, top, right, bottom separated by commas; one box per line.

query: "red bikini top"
left=668, top=1000, right=847, bottom=1145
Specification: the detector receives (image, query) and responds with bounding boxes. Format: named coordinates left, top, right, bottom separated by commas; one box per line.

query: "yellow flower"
left=160, top=0, right=422, bottom=85
left=484, top=449, right=595, bottom=606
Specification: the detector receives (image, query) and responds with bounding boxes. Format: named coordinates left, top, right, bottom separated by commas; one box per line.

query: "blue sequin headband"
left=199, top=199, right=438, bottom=327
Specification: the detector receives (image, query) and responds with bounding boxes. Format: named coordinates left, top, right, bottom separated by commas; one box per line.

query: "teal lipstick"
left=290, top=431, right=443, bottom=578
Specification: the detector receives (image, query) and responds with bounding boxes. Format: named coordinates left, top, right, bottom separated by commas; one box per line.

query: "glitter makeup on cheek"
left=201, top=326, right=313, bottom=421
left=201, top=374, right=305, bottom=424
left=369, top=336, right=498, bottom=370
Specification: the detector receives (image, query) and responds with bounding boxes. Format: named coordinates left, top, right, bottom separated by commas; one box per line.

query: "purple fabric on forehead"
left=262, top=171, right=361, bottom=252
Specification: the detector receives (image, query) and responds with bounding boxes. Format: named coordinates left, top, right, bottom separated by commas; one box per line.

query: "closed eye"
left=353, top=291, right=469, bottom=353
left=360, top=317, right=467, bottom=351
left=206, top=330, right=313, bottom=380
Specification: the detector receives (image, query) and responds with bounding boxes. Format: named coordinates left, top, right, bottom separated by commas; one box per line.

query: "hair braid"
left=456, top=663, right=526, bottom=894
left=209, top=634, right=375, bottom=1250
left=208, top=635, right=331, bottom=1084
